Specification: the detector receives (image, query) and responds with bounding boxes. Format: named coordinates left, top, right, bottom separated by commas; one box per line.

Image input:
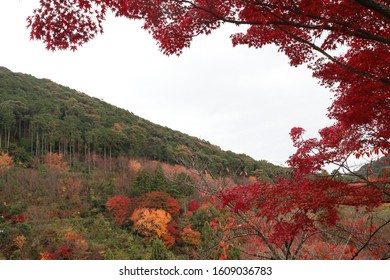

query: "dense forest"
left=0, top=66, right=287, bottom=180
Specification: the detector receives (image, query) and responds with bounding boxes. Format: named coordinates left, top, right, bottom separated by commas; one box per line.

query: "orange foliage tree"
left=0, top=151, right=14, bottom=173
left=128, top=159, right=142, bottom=174
left=180, top=225, right=201, bottom=247
left=130, top=208, right=175, bottom=248
left=112, top=123, right=123, bottom=132
left=43, top=152, right=68, bottom=171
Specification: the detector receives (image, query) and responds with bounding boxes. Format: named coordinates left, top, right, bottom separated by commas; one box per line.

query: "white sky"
left=0, top=0, right=334, bottom=168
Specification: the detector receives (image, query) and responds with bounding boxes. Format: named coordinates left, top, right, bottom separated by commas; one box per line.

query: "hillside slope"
left=0, top=66, right=287, bottom=180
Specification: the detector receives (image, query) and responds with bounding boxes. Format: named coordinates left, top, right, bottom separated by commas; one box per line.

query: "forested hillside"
left=0, top=66, right=290, bottom=260
left=0, top=66, right=286, bottom=180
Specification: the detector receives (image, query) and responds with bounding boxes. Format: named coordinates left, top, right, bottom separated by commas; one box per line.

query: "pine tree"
left=153, top=163, right=169, bottom=192
left=133, top=170, right=153, bottom=196
left=150, top=238, right=169, bottom=260
left=198, top=222, right=218, bottom=260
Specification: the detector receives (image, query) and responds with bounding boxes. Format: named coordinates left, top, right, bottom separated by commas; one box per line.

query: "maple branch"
left=351, top=217, right=390, bottom=260
left=178, top=0, right=390, bottom=45
left=284, top=239, right=295, bottom=260
left=329, top=157, right=390, bottom=199
left=274, top=1, right=390, bottom=45
left=291, top=231, right=324, bottom=258
left=355, top=0, right=390, bottom=20
left=174, top=0, right=390, bottom=86
left=240, top=251, right=274, bottom=259
left=233, top=210, right=283, bottom=259
left=338, top=222, right=356, bottom=259
left=275, top=25, right=390, bottom=86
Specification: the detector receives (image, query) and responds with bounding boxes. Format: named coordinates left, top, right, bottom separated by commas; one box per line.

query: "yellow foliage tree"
left=128, top=159, right=142, bottom=174
left=64, top=231, right=89, bottom=252
left=0, top=152, right=14, bottom=173
left=130, top=208, right=172, bottom=239
left=13, top=235, right=26, bottom=250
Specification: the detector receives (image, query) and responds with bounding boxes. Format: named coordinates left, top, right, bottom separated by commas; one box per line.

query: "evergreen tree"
left=198, top=222, right=218, bottom=260
left=169, top=172, right=194, bottom=198
left=150, top=238, right=169, bottom=260
left=133, top=170, right=153, bottom=196
left=153, top=163, right=169, bottom=192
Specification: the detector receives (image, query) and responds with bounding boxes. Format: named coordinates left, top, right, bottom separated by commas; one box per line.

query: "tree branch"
left=351, top=217, right=390, bottom=260
left=355, top=0, right=390, bottom=20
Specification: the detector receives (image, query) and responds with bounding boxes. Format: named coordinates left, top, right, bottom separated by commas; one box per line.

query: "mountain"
left=0, top=66, right=287, bottom=181
left=356, top=155, right=390, bottom=179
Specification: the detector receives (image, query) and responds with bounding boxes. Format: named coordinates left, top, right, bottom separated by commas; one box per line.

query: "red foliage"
left=106, top=195, right=132, bottom=225
left=39, top=251, right=55, bottom=260
left=135, top=191, right=180, bottom=218
left=220, top=177, right=386, bottom=259
left=10, top=214, right=26, bottom=224
left=222, top=178, right=382, bottom=222
left=167, top=220, right=181, bottom=243
left=54, top=245, right=73, bottom=259
left=288, top=123, right=389, bottom=177
left=187, top=200, right=200, bottom=212
left=2, top=212, right=26, bottom=224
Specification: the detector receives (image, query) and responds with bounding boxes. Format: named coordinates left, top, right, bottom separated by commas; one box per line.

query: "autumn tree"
left=220, top=178, right=389, bottom=259
left=180, top=225, right=201, bottom=247
left=128, top=159, right=142, bottom=175
left=0, top=152, right=14, bottom=173
left=43, top=152, right=68, bottom=171
left=130, top=207, right=174, bottom=247
left=187, top=200, right=200, bottom=212
left=106, top=195, right=132, bottom=225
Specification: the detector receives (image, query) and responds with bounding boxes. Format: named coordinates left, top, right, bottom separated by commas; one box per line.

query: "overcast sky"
left=0, top=0, right=335, bottom=168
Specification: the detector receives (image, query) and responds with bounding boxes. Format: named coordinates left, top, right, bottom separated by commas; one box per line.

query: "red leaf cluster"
left=221, top=177, right=383, bottom=241
left=187, top=200, right=200, bottom=212
left=105, top=195, right=132, bottom=225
